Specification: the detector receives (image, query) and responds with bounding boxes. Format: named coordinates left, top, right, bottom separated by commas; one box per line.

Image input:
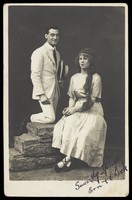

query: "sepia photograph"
left=4, top=3, right=129, bottom=197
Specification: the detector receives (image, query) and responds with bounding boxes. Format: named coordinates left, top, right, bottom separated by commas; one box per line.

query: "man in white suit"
left=20, top=26, right=62, bottom=133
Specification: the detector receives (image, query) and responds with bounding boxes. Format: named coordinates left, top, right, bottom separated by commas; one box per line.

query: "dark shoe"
left=54, top=158, right=66, bottom=173
left=63, top=161, right=73, bottom=172
left=54, top=158, right=72, bottom=173
left=19, top=115, right=31, bottom=134
left=54, top=164, right=64, bottom=173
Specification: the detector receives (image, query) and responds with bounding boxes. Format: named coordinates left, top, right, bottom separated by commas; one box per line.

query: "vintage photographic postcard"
left=3, top=3, right=129, bottom=197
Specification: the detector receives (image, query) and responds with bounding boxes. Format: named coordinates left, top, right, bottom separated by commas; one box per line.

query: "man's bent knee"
left=46, top=115, right=56, bottom=123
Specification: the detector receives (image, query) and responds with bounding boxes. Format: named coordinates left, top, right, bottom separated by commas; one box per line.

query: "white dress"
left=52, top=73, right=107, bottom=167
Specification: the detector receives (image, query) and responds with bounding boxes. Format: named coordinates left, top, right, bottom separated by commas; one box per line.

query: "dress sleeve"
left=91, top=75, right=102, bottom=98
left=67, top=76, right=76, bottom=100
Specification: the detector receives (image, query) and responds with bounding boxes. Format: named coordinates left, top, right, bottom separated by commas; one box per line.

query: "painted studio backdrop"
left=9, top=6, right=125, bottom=152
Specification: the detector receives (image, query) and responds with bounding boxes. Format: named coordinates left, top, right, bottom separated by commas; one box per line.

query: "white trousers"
left=30, top=95, right=59, bottom=124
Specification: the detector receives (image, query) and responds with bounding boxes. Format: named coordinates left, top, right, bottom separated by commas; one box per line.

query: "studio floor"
left=10, top=147, right=126, bottom=181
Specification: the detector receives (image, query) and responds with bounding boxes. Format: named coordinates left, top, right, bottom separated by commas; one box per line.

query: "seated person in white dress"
left=52, top=48, right=107, bottom=172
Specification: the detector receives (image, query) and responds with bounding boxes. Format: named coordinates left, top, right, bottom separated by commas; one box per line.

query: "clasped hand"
left=62, top=107, right=76, bottom=116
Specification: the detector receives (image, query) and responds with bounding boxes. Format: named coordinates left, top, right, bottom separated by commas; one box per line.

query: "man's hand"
left=39, top=94, right=50, bottom=105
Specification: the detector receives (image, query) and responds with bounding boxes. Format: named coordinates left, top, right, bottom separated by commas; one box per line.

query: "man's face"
left=45, top=29, right=59, bottom=47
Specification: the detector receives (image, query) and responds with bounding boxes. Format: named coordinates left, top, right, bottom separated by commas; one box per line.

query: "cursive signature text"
left=75, top=159, right=128, bottom=192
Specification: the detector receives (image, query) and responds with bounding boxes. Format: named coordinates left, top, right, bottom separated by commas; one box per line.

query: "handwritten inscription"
left=75, top=159, right=128, bottom=193
left=88, top=184, right=103, bottom=194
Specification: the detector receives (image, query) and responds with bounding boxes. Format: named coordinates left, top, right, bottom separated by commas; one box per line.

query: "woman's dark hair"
left=75, top=48, right=96, bottom=94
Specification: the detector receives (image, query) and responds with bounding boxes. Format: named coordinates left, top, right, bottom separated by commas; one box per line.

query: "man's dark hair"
left=45, top=26, right=59, bottom=34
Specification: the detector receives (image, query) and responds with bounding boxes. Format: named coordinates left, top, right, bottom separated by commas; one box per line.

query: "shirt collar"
left=46, top=42, right=56, bottom=51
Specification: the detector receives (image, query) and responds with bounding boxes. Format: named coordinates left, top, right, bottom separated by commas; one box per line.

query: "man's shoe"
left=19, top=115, right=31, bottom=134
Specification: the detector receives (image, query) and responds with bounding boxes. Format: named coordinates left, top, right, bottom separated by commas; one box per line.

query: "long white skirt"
left=52, top=103, right=107, bottom=167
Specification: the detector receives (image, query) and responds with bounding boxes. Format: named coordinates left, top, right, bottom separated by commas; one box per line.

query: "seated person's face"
left=79, top=54, right=92, bottom=69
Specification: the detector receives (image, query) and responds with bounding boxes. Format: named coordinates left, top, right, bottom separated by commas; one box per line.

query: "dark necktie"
left=53, top=49, right=57, bottom=66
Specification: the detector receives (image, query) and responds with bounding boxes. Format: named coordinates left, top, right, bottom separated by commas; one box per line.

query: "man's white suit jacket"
left=31, top=42, right=61, bottom=101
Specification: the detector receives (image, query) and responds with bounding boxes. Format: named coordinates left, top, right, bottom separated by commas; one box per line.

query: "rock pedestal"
left=9, top=123, right=62, bottom=172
